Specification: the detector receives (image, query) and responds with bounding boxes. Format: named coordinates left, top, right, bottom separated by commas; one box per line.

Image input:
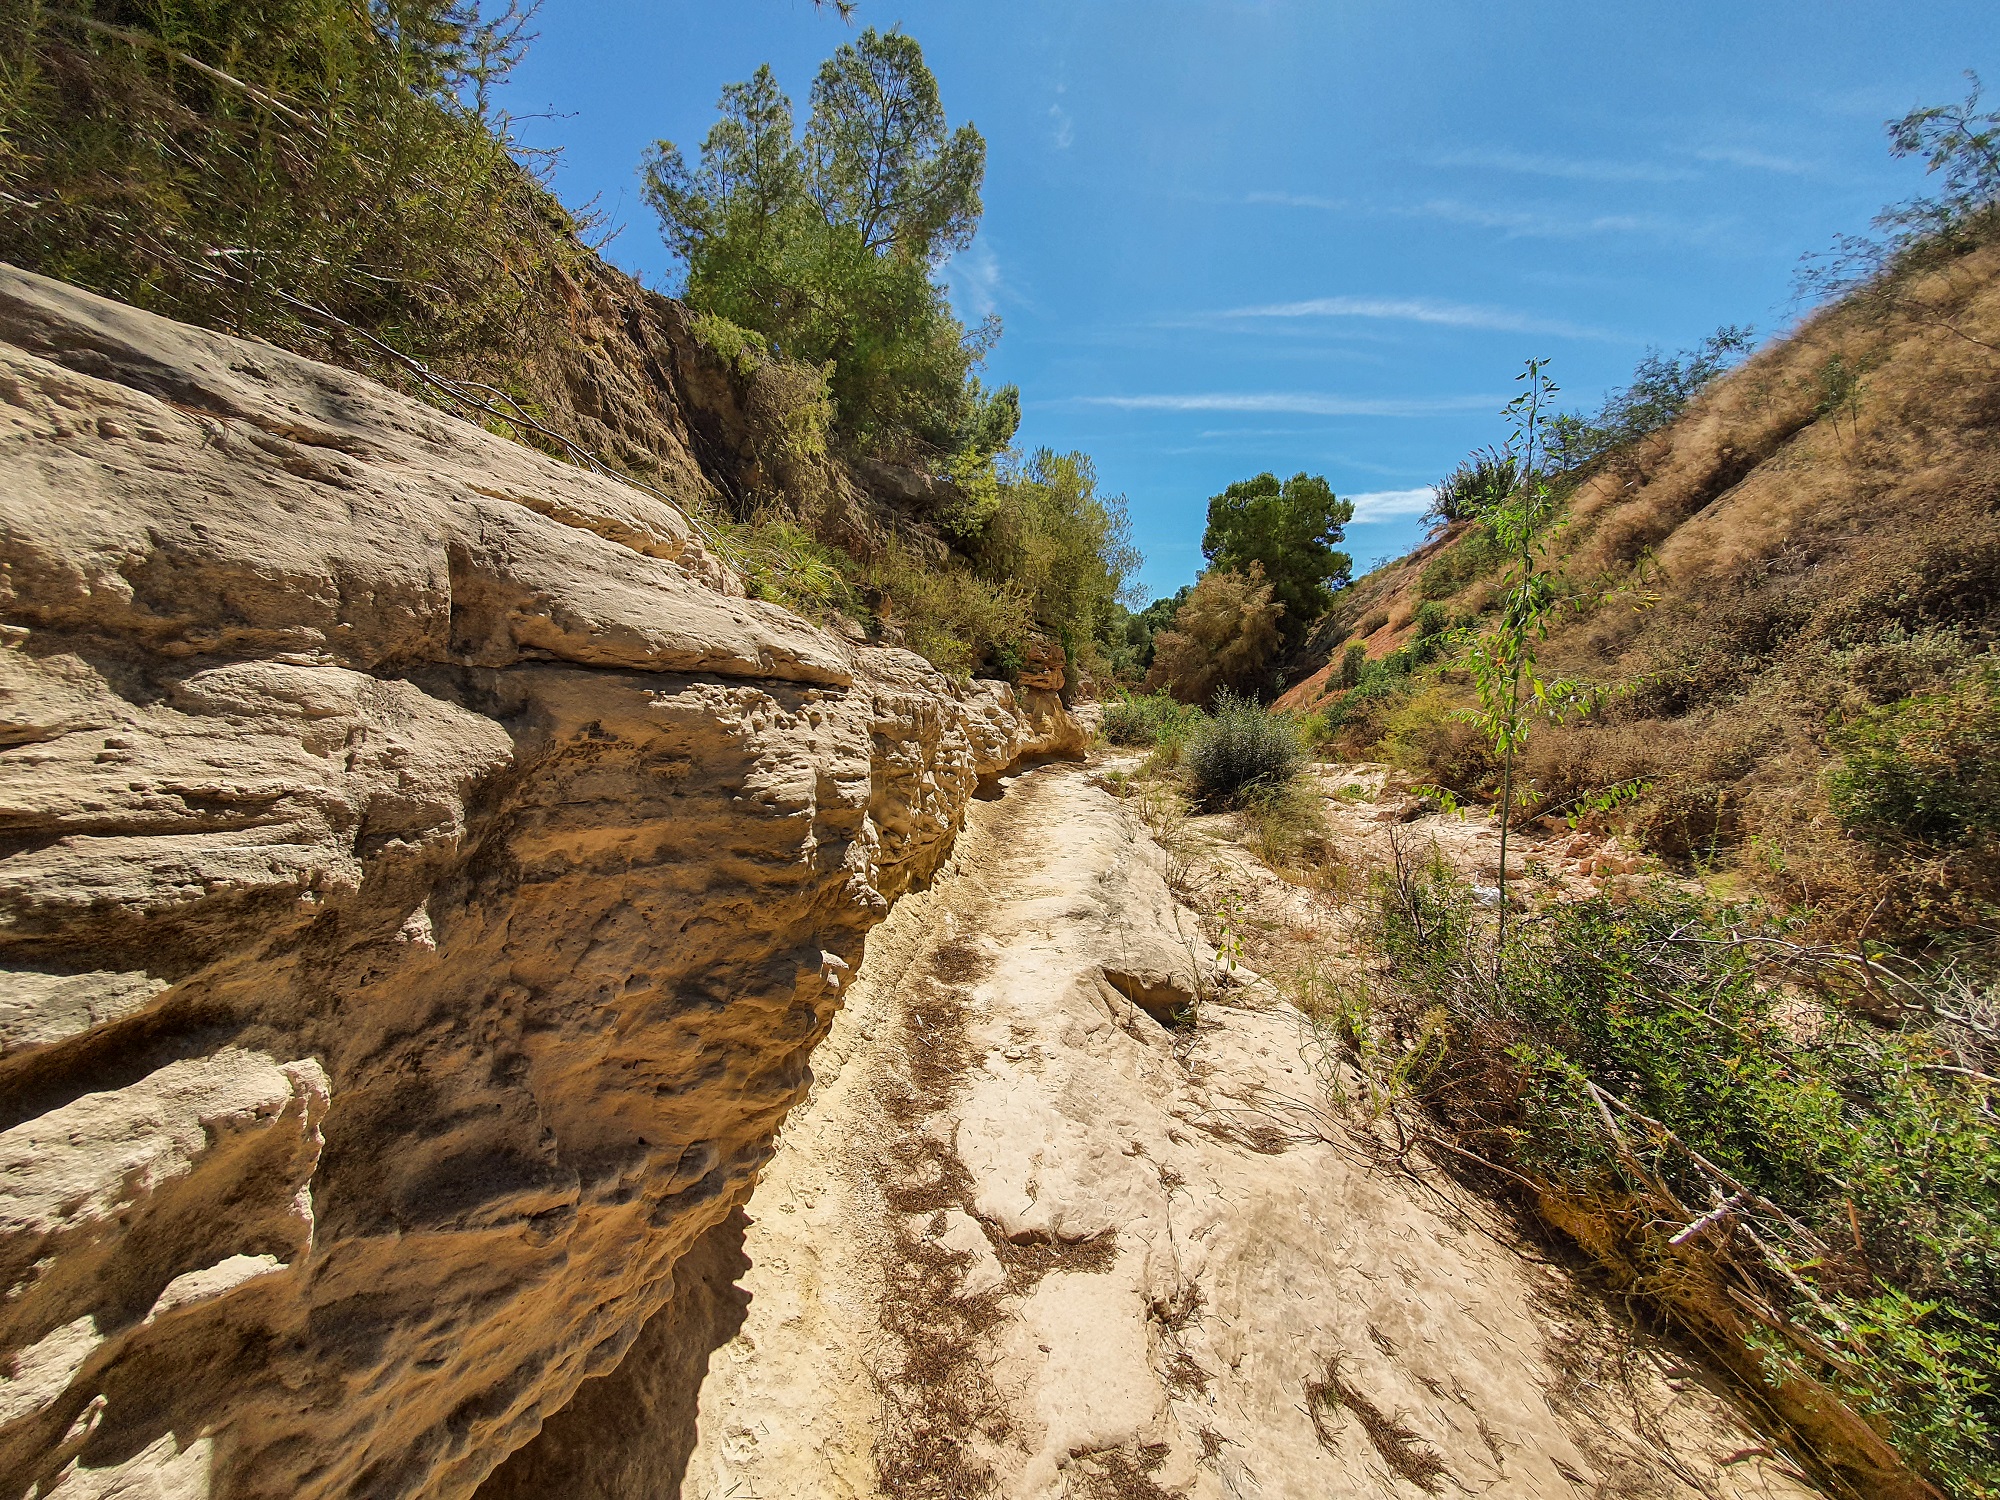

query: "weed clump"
left=1184, top=692, right=1301, bottom=809
left=1362, top=838, right=2000, bottom=1500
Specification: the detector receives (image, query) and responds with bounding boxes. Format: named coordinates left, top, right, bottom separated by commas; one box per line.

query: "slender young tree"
left=1462, top=359, right=1574, bottom=962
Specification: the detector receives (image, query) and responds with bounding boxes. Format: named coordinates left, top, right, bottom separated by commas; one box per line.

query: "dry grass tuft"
left=1304, top=1354, right=1451, bottom=1493
left=1065, top=1443, right=1175, bottom=1500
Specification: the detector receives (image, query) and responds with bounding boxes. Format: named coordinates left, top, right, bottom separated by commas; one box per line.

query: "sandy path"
left=674, top=761, right=1820, bottom=1500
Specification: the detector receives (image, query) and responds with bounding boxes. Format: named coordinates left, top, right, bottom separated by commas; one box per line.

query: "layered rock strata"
left=0, top=266, right=1079, bottom=1500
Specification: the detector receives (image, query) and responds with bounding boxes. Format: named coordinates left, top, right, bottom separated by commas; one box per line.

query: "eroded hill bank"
left=1280, top=239, right=2000, bottom=945
left=0, top=266, right=1081, bottom=1500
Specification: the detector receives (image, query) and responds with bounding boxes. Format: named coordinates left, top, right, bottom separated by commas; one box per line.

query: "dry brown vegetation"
left=1299, top=239, right=2000, bottom=946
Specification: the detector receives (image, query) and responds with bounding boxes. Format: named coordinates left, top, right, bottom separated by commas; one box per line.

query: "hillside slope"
left=1285, top=241, right=2000, bottom=942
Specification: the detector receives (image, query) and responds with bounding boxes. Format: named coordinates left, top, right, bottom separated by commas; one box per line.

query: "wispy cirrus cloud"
left=945, top=243, right=1006, bottom=321
left=1248, top=190, right=1715, bottom=243
left=1217, top=294, right=1616, bottom=341
left=1430, top=147, right=1697, bottom=184
left=1691, top=144, right=1819, bottom=176
left=1246, top=190, right=1346, bottom=211
left=1345, top=487, right=1436, bottom=522
left=1396, top=198, right=1666, bottom=238
left=1074, top=391, right=1503, bottom=417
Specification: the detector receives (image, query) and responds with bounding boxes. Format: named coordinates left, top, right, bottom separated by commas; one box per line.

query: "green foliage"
left=1424, top=448, right=1519, bottom=528
left=1201, top=471, right=1355, bottom=638
left=0, top=0, right=564, bottom=372
left=1458, top=358, right=1590, bottom=943
left=1372, top=860, right=2000, bottom=1498
left=1804, top=72, right=2000, bottom=298
left=1337, top=641, right=1368, bottom=689
left=691, top=311, right=770, bottom=375
left=1546, top=326, right=1752, bottom=474
left=642, top=29, right=989, bottom=457
left=1100, top=690, right=1203, bottom=749
left=976, top=448, right=1141, bottom=678
left=1884, top=72, right=2000, bottom=239
left=720, top=518, right=856, bottom=619
left=1185, top=691, right=1302, bottom=809
left=1828, top=668, right=2000, bottom=850
left=854, top=537, right=1032, bottom=679
left=1143, top=565, right=1285, bottom=706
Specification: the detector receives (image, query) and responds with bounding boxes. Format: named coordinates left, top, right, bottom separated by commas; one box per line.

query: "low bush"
left=1242, top=775, right=1336, bottom=875
left=1365, top=846, right=2000, bottom=1500
left=1418, top=524, right=1507, bottom=600
left=1827, top=667, right=2000, bottom=851
left=853, top=540, right=1033, bottom=679
left=1100, top=690, right=1203, bottom=749
left=720, top=519, right=858, bottom=621
left=1185, top=692, right=1301, bottom=808
left=1380, top=685, right=1494, bottom=790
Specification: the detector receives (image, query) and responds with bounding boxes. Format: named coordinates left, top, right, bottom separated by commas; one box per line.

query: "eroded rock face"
left=0, top=266, right=1079, bottom=1500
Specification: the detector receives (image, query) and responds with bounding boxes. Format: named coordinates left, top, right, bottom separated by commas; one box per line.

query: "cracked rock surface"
left=0, top=265, right=1079, bottom=1500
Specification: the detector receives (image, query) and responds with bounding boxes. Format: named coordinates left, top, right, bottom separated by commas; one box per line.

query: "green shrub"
left=1100, top=696, right=1154, bottom=746
left=1338, top=641, right=1368, bottom=689
left=1418, top=524, right=1506, bottom=599
left=1827, top=667, right=2000, bottom=849
left=718, top=520, right=856, bottom=620
left=855, top=540, right=1032, bottom=679
left=1185, top=692, right=1301, bottom=808
left=1101, top=690, right=1203, bottom=749
left=1369, top=858, right=2000, bottom=1499
left=1424, top=448, right=1519, bottom=527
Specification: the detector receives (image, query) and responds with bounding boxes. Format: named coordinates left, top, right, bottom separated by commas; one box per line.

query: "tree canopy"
left=1142, top=565, right=1284, bottom=706
left=642, top=28, right=995, bottom=456
left=1200, top=472, right=1354, bottom=636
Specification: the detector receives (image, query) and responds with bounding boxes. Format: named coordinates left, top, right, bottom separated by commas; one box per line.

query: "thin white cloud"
left=1692, top=145, right=1818, bottom=176
left=1219, top=294, right=1615, bottom=341
left=1246, top=190, right=1345, bottom=211
left=1248, top=190, right=1712, bottom=243
left=1076, top=392, right=1502, bottom=417
left=1344, top=487, right=1435, bottom=523
left=1430, top=147, right=1697, bottom=184
left=945, top=243, right=1004, bottom=321
left=1049, top=102, right=1074, bottom=150
left=1398, top=198, right=1660, bottom=238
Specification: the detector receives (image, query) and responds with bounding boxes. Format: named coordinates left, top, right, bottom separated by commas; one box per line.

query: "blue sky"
left=504, top=1, right=1997, bottom=602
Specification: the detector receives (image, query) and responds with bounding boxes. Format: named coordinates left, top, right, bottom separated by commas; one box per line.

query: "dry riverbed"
left=628, top=760, right=1822, bottom=1498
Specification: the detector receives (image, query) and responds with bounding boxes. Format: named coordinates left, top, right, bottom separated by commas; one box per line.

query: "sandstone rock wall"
left=0, top=266, right=1080, bottom=1500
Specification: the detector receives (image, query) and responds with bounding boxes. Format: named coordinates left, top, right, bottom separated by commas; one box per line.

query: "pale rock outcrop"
left=0, top=266, right=1079, bottom=1499
left=639, top=766, right=1821, bottom=1500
